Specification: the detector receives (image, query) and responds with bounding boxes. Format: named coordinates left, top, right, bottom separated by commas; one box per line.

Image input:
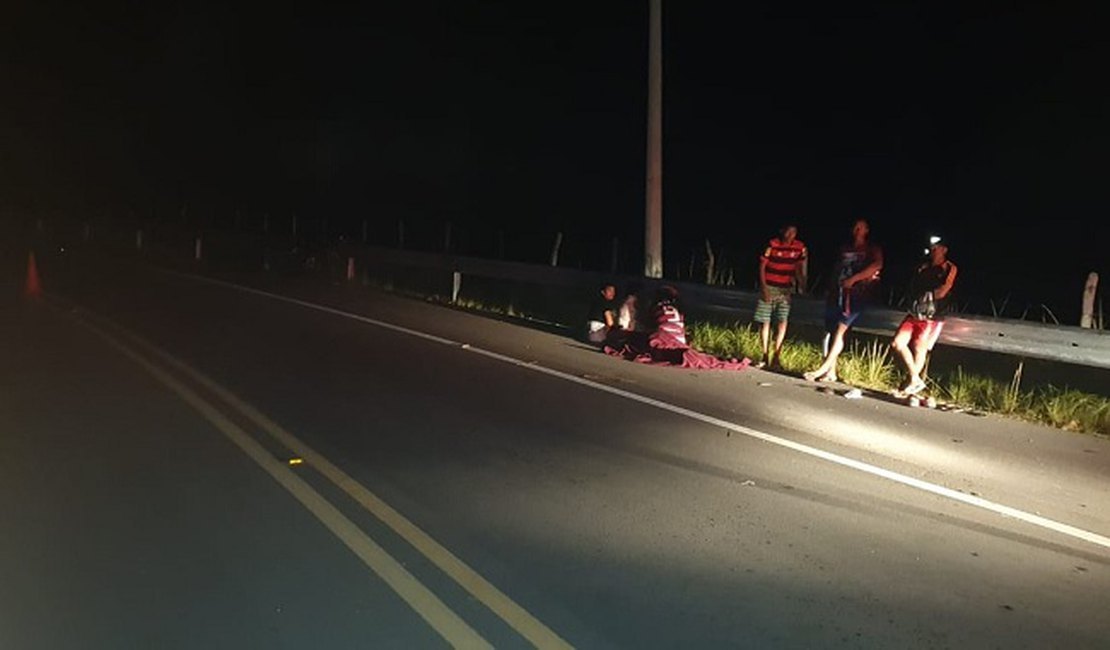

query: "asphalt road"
left=3, top=250, right=1108, bottom=649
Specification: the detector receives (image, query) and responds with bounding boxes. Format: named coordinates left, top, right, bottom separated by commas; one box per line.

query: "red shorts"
left=894, top=316, right=944, bottom=351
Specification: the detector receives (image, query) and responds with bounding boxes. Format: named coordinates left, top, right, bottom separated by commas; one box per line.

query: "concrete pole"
left=643, top=0, right=663, bottom=278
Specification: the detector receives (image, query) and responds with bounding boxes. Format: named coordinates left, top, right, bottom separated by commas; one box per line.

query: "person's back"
left=618, top=284, right=644, bottom=332
left=649, top=286, right=687, bottom=349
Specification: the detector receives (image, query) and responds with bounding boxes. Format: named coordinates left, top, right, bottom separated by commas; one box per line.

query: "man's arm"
left=935, top=262, right=958, bottom=299
left=843, top=246, right=884, bottom=287
left=758, top=255, right=770, bottom=300
left=795, top=246, right=809, bottom=294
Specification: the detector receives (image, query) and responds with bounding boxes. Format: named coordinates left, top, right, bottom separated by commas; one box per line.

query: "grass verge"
left=689, top=321, right=1109, bottom=436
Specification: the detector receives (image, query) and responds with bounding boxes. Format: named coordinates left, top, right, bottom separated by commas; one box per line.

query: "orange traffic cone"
left=25, top=252, right=42, bottom=299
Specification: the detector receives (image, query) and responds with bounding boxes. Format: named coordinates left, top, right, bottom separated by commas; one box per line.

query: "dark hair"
left=655, top=284, right=680, bottom=303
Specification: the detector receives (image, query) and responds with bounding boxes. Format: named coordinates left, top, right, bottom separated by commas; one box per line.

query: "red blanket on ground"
left=603, top=304, right=750, bottom=370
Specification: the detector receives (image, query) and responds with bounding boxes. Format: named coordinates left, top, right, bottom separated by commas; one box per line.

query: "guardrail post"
left=451, top=271, right=462, bottom=304
left=550, top=231, right=563, bottom=267
left=1081, top=272, right=1099, bottom=328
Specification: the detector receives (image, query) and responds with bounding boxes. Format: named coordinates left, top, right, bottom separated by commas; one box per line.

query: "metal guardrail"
left=361, top=246, right=1110, bottom=370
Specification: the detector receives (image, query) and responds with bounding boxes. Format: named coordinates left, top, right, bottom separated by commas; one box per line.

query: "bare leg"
left=772, top=321, right=788, bottom=365
left=891, top=338, right=918, bottom=388
left=823, top=323, right=848, bottom=379
left=911, top=342, right=930, bottom=378
left=806, top=323, right=849, bottom=380
left=759, top=321, right=771, bottom=364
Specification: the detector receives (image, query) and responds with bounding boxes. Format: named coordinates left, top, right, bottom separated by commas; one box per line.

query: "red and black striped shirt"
left=761, top=238, right=808, bottom=288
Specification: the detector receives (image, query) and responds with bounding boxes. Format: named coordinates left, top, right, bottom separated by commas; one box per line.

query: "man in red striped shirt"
left=753, top=224, right=807, bottom=369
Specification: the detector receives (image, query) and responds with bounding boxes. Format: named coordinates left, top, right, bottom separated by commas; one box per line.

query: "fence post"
left=704, top=239, right=716, bottom=285
left=1081, top=272, right=1099, bottom=328
left=451, top=271, right=462, bottom=304
left=550, top=232, right=563, bottom=267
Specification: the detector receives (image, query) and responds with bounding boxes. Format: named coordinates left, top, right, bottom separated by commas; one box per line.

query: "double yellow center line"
left=63, top=304, right=572, bottom=650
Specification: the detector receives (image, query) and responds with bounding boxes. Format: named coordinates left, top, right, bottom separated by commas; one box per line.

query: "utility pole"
left=644, top=0, right=664, bottom=278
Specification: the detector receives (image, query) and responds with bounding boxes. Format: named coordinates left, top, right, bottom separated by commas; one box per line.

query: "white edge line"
left=158, top=268, right=1110, bottom=552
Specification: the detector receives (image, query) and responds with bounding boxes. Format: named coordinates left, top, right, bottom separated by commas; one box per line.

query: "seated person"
left=606, top=285, right=749, bottom=370
left=617, top=282, right=645, bottom=332
left=584, top=283, right=618, bottom=344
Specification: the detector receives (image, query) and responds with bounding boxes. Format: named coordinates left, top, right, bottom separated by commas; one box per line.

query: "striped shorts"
left=754, top=286, right=792, bottom=323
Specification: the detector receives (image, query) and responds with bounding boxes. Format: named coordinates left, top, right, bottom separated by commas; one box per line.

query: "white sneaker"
left=904, top=379, right=927, bottom=396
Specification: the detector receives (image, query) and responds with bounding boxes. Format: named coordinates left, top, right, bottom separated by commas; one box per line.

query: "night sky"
left=2, top=2, right=1107, bottom=321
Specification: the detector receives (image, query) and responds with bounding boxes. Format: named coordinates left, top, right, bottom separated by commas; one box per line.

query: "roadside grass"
left=837, top=340, right=898, bottom=390
left=449, top=296, right=522, bottom=318
left=689, top=321, right=1110, bottom=436
left=1033, top=386, right=1110, bottom=433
